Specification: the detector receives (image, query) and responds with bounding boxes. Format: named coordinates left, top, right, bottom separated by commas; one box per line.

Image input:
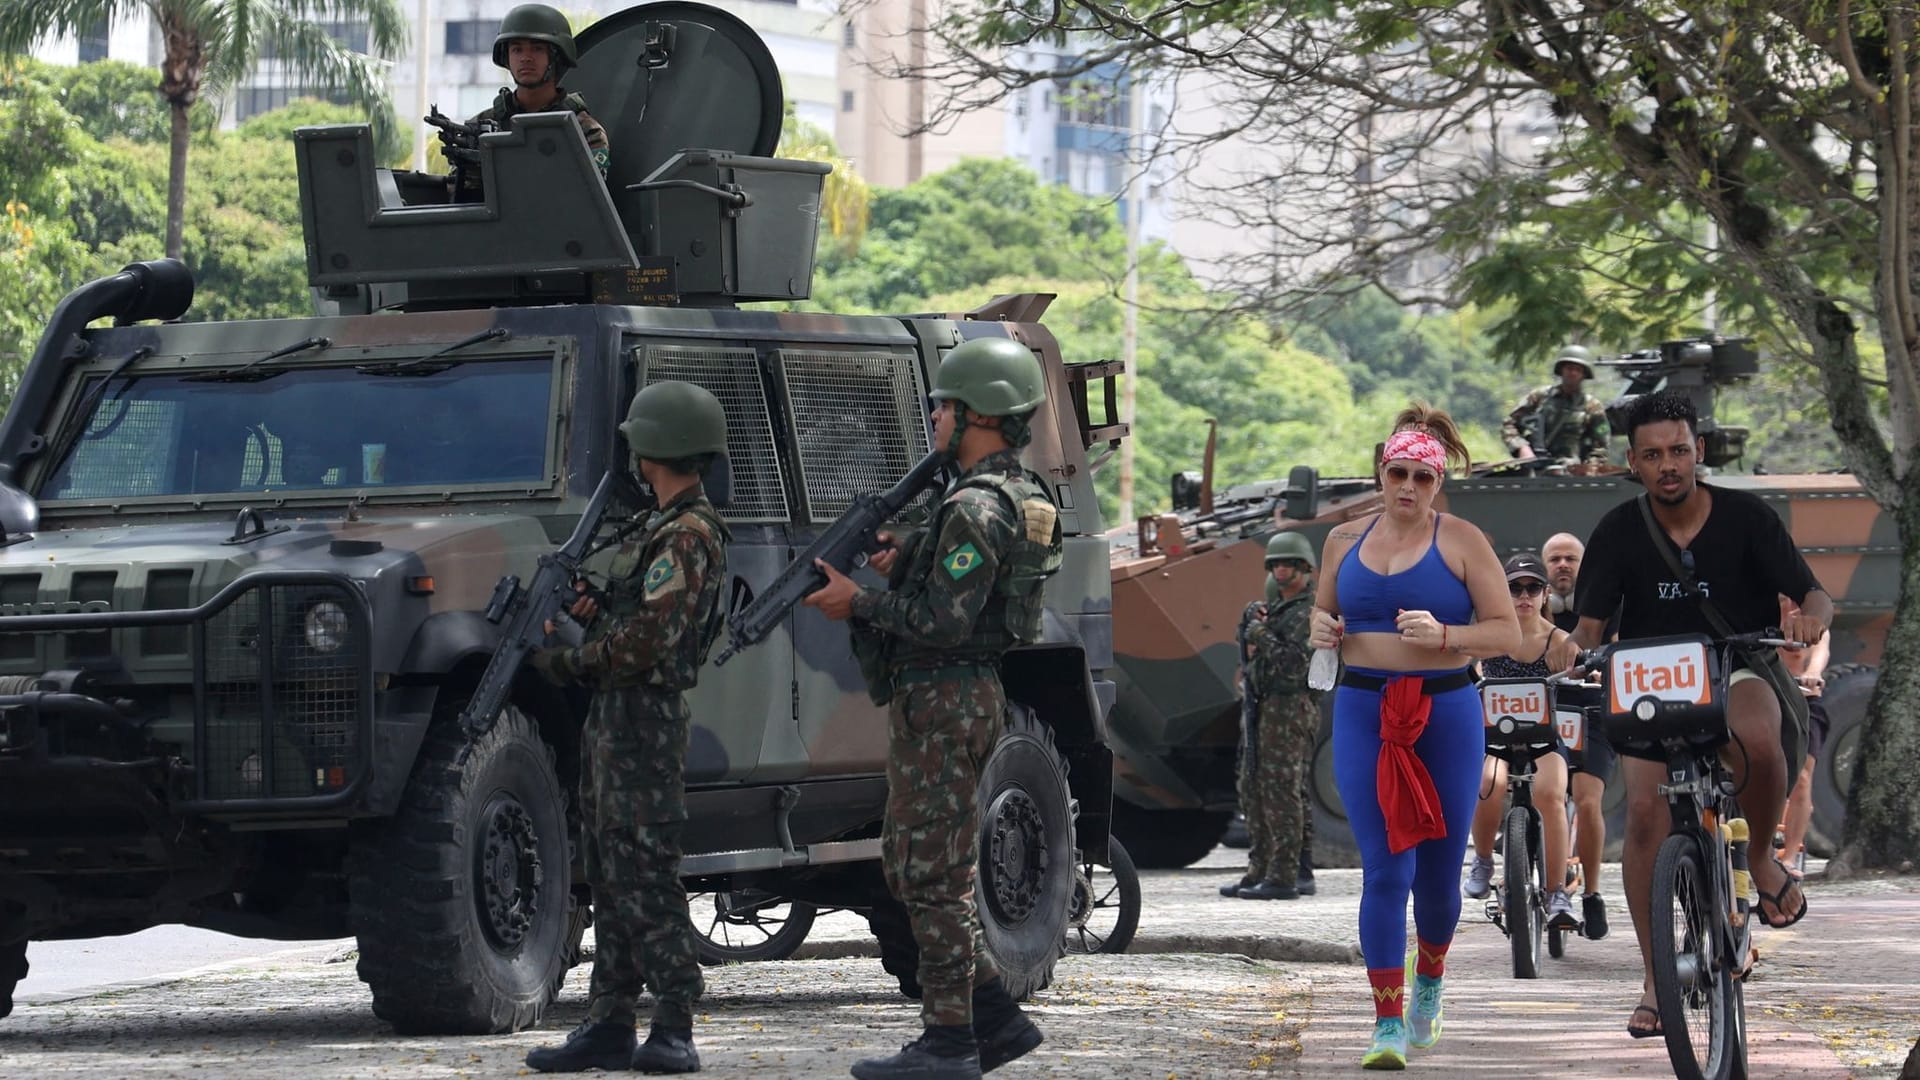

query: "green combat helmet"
left=931, top=338, right=1047, bottom=415
left=493, top=3, right=579, bottom=71
left=1553, top=344, right=1596, bottom=380
left=1264, top=531, right=1317, bottom=570
left=620, top=380, right=728, bottom=461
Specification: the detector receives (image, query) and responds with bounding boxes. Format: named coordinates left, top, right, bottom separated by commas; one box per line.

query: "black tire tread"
left=348, top=706, right=569, bottom=1035
left=1504, top=805, right=1540, bottom=980
left=1649, top=832, right=1732, bottom=1080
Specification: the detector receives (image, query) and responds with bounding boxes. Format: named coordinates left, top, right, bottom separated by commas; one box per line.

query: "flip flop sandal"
left=1627, top=1004, right=1663, bottom=1039
left=1756, top=860, right=1809, bottom=928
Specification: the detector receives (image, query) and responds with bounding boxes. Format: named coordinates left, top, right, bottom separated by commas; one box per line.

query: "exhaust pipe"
left=0, top=260, right=193, bottom=535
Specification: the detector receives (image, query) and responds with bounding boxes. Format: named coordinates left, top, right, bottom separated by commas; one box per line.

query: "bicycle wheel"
left=1064, top=836, right=1142, bottom=954
left=690, top=890, right=818, bottom=965
left=1649, top=832, right=1734, bottom=1080
left=1503, top=805, right=1542, bottom=979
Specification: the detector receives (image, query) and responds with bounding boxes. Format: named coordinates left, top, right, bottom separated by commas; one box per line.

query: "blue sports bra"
left=1336, top=514, right=1476, bottom=634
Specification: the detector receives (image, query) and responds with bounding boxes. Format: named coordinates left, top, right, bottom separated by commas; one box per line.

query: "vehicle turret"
left=295, top=1, right=826, bottom=313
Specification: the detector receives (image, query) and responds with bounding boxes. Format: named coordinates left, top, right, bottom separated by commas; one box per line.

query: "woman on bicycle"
left=1310, top=404, right=1520, bottom=1069
left=1463, top=553, right=1577, bottom=930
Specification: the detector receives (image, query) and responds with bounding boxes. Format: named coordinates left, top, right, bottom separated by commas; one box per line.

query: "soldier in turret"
left=1502, top=346, right=1611, bottom=467
left=1233, top=532, right=1323, bottom=901
left=445, top=3, right=610, bottom=195
left=805, top=337, right=1064, bottom=1080
left=524, top=381, right=731, bottom=1075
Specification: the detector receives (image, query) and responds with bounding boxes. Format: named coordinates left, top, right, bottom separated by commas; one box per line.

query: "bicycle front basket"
left=1602, top=634, right=1727, bottom=747
left=1480, top=677, right=1558, bottom=759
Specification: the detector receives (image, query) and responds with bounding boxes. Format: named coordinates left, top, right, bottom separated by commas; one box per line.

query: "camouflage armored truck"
left=0, top=2, right=1118, bottom=1032
left=1107, top=339, right=1894, bottom=867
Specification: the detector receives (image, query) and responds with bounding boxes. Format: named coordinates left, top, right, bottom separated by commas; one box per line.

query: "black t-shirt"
left=1554, top=601, right=1619, bottom=639
left=1576, top=483, right=1820, bottom=641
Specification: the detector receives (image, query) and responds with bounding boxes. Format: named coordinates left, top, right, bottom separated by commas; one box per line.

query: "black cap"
left=1504, top=553, right=1548, bottom=583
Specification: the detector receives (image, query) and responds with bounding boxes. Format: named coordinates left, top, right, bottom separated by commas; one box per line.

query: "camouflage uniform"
left=1501, top=385, right=1610, bottom=465
left=546, top=484, right=729, bottom=1030
left=466, top=87, right=610, bottom=182
left=1234, top=598, right=1271, bottom=880
left=1242, top=581, right=1320, bottom=890
left=849, top=448, right=1061, bottom=1029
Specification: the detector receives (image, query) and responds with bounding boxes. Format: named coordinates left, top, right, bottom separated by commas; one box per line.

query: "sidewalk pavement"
left=0, top=848, right=1913, bottom=1078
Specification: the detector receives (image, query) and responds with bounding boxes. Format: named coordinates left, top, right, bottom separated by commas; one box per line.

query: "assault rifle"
left=712, top=450, right=950, bottom=667
left=459, top=468, right=649, bottom=736
left=425, top=105, right=495, bottom=197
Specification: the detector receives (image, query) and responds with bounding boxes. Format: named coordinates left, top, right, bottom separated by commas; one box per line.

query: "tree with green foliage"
left=0, top=0, right=406, bottom=259
left=875, top=0, right=1920, bottom=870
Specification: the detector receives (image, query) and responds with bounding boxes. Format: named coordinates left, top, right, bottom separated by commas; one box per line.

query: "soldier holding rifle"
left=805, top=337, right=1064, bottom=1080
left=523, top=381, right=730, bottom=1074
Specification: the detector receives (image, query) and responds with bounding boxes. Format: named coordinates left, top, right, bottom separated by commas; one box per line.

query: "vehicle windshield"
left=40, top=358, right=554, bottom=502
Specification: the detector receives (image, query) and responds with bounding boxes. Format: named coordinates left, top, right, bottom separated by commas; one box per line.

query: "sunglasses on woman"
left=1508, top=580, right=1545, bottom=597
left=1384, top=465, right=1439, bottom=487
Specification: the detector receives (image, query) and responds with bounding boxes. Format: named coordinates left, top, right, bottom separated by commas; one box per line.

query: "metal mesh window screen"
left=778, top=350, right=931, bottom=520
left=640, top=345, right=790, bottom=521
left=53, top=398, right=181, bottom=500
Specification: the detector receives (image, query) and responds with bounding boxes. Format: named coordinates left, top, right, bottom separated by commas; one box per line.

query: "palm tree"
left=0, top=1, right=406, bottom=259
left=777, top=110, right=871, bottom=255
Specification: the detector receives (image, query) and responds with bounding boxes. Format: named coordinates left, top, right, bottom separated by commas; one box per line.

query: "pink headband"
left=1382, top=429, right=1447, bottom=473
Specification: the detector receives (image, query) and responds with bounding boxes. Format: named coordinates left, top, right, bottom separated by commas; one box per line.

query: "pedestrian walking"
left=1309, top=403, right=1521, bottom=1069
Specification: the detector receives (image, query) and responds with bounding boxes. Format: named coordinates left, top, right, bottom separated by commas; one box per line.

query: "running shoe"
left=1362, top=1018, right=1409, bottom=1070
left=1462, top=855, right=1495, bottom=900
left=1546, top=889, right=1579, bottom=930
left=1407, top=974, right=1444, bottom=1049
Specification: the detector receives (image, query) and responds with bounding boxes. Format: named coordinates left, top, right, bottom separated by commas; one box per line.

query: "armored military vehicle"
left=0, top=2, right=1119, bottom=1032
left=1107, top=338, right=1893, bottom=867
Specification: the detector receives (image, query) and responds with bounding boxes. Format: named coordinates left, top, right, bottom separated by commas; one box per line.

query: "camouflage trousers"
left=883, top=669, right=1006, bottom=1028
left=1239, top=692, right=1318, bottom=884
left=579, top=687, right=704, bottom=1028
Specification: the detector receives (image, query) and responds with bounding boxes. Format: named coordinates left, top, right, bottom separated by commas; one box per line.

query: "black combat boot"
left=1239, top=877, right=1300, bottom=901
left=1219, top=873, right=1260, bottom=898
left=1296, top=846, right=1318, bottom=897
left=632, top=1023, right=701, bottom=1074
left=971, top=978, right=1044, bottom=1072
left=525, top=1020, right=638, bottom=1073
left=850, top=1024, right=982, bottom=1080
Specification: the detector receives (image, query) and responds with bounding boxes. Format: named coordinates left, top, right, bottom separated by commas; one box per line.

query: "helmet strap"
left=944, top=404, right=969, bottom=456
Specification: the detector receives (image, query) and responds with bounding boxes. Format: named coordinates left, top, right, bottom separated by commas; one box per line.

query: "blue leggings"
left=1332, top=668, right=1486, bottom=971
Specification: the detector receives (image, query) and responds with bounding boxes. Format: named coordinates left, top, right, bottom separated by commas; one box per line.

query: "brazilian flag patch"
left=943, top=543, right=983, bottom=581
left=643, top=554, right=676, bottom=596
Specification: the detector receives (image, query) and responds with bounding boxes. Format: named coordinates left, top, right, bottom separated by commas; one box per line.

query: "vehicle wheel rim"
left=476, top=792, right=543, bottom=950
left=984, top=787, right=1047, bottom=925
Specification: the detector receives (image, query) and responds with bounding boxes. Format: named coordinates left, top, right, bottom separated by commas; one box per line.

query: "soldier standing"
left=1234, top=533, right=1322, bottom=901
left=525, top=381, right=732, bottom=1075
left=1221, top=575, right=1280, bottom=897
left=447, top=3, right=611, bottom=194
left=1501, top=345, right=1611, bottom=467
left=805, top=337, right=1064, bottom=1080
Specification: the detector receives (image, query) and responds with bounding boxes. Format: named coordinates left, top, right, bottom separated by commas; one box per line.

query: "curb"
left=791, top=932, right=1359, bottom=965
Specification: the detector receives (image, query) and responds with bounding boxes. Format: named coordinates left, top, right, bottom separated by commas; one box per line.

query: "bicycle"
left=1583, top=629, right=1798, bottom=1080
left=1478, top=674, right=1573, bottom=978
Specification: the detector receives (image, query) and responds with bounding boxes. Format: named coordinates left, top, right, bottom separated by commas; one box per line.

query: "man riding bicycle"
left=1547, top=390, right=1830, bottom=1040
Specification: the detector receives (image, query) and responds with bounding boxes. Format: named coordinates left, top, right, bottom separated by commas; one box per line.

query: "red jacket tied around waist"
left=1377, top=675, right=1448, bottom=853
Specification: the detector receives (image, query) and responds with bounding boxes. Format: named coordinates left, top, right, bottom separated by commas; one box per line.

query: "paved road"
left=3, top=846, right=1915, bottom=1078
left=17, top=927, right=345, bottom=1003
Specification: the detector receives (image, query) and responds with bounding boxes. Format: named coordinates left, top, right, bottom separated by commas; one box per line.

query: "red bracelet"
left=1441, top=625, right=1449, bottom=651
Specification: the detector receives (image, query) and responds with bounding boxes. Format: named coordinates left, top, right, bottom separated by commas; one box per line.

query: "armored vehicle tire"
left=1112, top=803, right=1233, bottom=870
left=0, top=940, right=25, bottom=1019
left=348, top=705, right=572, bottom=1034
left=1809, top=664, right=1875, bottom=858
left=689, top=891, right=818, bottom=964
left=867, top=704, right=1076, bottom=1001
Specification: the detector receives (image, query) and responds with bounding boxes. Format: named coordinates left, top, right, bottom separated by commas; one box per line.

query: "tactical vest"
left=891, top=469, right=1063, bottom=669
left=603, top=495, right=731, bottom=691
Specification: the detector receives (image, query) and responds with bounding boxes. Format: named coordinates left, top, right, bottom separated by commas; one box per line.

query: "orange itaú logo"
left=1608, top=640, right=1711, bottom=714
left=1480, top=681, right=1550, bottom=727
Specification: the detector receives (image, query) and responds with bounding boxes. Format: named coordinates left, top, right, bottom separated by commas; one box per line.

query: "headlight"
left=304, top=601, right=350, bottom=654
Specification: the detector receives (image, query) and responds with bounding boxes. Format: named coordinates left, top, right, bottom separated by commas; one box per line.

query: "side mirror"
left=1283, top=465, right=1319, bottom=521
